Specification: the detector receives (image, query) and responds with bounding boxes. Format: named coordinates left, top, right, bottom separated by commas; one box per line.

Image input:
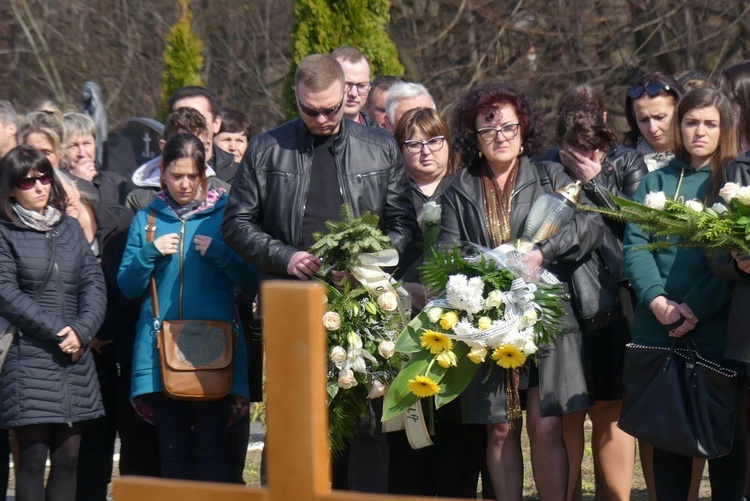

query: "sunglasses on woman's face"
left=627, top=82, right=672, bottom=99
left=15, top=173, right=52, bottom=190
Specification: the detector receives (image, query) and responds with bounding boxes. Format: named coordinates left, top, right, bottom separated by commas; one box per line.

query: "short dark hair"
left=0, top=145, right=66, bottom=221
left=161, top=132, right=207, bottom=194
left=367, top=75, right=404, bottom=107
left=451, top=82, right=545, bottom=169
left=295, top=54, right=345, bottom=91
left=556, top=108, right=616, bottom=152
left=331, top=46, right=368, bottom=65
left=164, top=107, right=208, bottom=140
left=218, top=109, right=252, bottom=138
left=623, top=71, right=684, bottom=147
left=168, top=86, right=221, bottom=121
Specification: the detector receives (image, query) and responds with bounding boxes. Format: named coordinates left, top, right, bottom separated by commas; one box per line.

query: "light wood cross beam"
left=114, top=281, right=469, bottom=500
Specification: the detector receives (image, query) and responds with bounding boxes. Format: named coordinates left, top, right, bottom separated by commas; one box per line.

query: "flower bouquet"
left=581, top=184, right=750, bottom=254
left=309, top=205, right=407, bottom=457
left=381, top=243, right=565, bottom=426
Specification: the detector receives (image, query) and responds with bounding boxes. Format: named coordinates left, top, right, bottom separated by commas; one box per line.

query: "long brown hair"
left=671, top=87, right=738, bottom=203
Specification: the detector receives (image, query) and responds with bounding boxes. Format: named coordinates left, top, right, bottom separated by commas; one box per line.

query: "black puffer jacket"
left=0, top=215, right=106, bottom=427
left=222, top=117, right=417, bottom=276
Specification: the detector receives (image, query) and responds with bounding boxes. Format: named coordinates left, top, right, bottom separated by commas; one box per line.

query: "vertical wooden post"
left=262, top=281, right=331, bottom=498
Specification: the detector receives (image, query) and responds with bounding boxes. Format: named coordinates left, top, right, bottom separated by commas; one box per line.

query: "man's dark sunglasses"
left=627, top=82, right=673, bottom=99
left=297, top=96, right=345, bottom=118
left=15, top=173, right=52, bottom=190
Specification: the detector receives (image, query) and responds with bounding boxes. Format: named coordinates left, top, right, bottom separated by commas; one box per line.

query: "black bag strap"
left=35, top=230, right=58, bottom=301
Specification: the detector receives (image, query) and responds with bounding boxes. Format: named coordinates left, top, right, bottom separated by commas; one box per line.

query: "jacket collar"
left=147, top=191, right=227, bottom=218
left=295, top=117, right=350, bottom=153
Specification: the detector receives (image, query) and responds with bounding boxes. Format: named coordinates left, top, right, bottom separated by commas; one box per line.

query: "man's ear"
left=158, top=138, right=166, bottom=153
left=213, top=116, right=222, bottom=135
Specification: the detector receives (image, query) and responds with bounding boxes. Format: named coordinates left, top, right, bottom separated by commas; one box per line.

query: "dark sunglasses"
left=15, top=173, right=52, bottom=191
left=627, top=82, right=672, bottom=99
left=297, top=96, right=345, bottom=119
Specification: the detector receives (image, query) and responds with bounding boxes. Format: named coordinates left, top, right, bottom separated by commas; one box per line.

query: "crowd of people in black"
left=1, top=45, right=750, bottom=501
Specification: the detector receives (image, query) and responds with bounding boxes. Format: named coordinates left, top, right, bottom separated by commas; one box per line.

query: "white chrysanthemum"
left=446, top=274, right=486, bottom=314
left=453, top=318, right=478, bottom=337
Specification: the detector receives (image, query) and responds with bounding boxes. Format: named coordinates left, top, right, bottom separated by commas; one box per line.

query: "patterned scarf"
left=481, top=162, right=518, bottom=247
left=13, top=203, right=62, bottom=231
left=157, top=186, right=226, bottom=220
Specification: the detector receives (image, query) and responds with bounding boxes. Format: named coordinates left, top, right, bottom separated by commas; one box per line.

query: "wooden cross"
left=113, top=281, right=468, bottom=500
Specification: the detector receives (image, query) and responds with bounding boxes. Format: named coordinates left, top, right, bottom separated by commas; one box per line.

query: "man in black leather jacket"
left=221, top=53, right=417, bottom=493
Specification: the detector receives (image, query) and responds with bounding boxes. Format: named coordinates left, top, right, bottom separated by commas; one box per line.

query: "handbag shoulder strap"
left=145, top=210, right=160, bottom=321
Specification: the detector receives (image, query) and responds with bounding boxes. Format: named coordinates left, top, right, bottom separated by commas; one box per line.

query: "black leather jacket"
left=440, top=157, right=605, bottom=337
left=222, top=117, right=417, bottom=276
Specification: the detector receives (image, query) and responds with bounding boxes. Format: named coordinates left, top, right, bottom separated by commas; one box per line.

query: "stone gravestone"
left=106, top=117, right=163, bottom=190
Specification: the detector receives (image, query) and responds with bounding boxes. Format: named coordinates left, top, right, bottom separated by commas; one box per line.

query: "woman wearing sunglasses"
left=440, top=82, right=605, bottom=500
left=0, top=146, right=106, bottom=501
left=623, top=72, right=685, bottom=172
left=624, top=87, right=745, bottom=500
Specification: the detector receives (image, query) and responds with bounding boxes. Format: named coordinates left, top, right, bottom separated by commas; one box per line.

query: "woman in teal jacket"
left=623, top=87, right=744, bottom=500
left=117, top=133, right=257, bottom=482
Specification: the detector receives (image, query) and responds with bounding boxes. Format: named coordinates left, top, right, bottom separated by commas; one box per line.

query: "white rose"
left=523, top=338, right=538, bottom=356
left=368, top=380, right=386, bottom=399
left=330, top=345, right=347, bottom=364
left=644, top=191, right=666, bottom=210
left=378, top=340, right=395, bottom=358
left=521, top=309, right=538, bottom=327
left=337, top=369, right=358, bottom=389
left=486, top=290, right=504, bottom=309
left=427, top=307, right=443, bottom=323
left=376, top=291, right=399, bottom=312
left=720, top=182, right=741, bottom=204
left=423, top=201, right=442, bottom=224
left=685, top=199, right=703, bottom=213
left=738, top=186, right=750, bottom=205
left=322, top=311, right=341, bottom=331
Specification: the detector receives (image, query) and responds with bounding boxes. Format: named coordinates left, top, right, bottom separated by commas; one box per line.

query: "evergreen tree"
left=160, top=0, right=205, bottom=120
left=284, top=0, right=403, bottom=118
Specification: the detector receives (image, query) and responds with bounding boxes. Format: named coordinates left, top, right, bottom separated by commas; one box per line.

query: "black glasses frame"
left=476, top=123, right=521, bottom=143
left=403, top=136, right=446, bottom=154
left=345, top=81, right=372, bottom=95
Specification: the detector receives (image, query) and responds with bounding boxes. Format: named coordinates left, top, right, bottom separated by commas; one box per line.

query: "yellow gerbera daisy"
left=407, top=375, right=442, bottom=398
left=491, top=345, right=527, bottom=369
left=420, top=330, right=453, bottom=354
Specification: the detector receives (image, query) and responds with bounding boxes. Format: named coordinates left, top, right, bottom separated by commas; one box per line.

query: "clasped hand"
left=650, top=296, right=698, bottom=338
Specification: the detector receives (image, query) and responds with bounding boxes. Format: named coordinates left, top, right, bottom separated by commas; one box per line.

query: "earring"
left=478, top=151, right=483, bottom=158
left=519, top=146, right=524, bottom=156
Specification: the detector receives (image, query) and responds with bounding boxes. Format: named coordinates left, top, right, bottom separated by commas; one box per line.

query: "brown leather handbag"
left=146, top=211, right=235, bottom=401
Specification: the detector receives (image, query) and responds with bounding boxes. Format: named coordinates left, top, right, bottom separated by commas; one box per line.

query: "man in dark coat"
left=222, top=53, right=417, bottom=493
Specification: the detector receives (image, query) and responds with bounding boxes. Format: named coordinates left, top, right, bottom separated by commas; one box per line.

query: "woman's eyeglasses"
left=15, top=173, right=52, bottom=191
left=627, top=82, right=672, bottom=99
left=297, top=97, right=345, bottom=118
left=476, top=123, right=520, bottom=143
left=403, top=136, right=445, bottom=154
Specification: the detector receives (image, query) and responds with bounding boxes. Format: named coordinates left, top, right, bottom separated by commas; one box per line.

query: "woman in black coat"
left=0, top=146, right=106, bottom=501
left=440, top=83, right=605, bottom=500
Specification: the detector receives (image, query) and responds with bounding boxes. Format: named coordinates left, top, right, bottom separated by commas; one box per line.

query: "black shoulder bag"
left=535, top=163, right=619, bottom=331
